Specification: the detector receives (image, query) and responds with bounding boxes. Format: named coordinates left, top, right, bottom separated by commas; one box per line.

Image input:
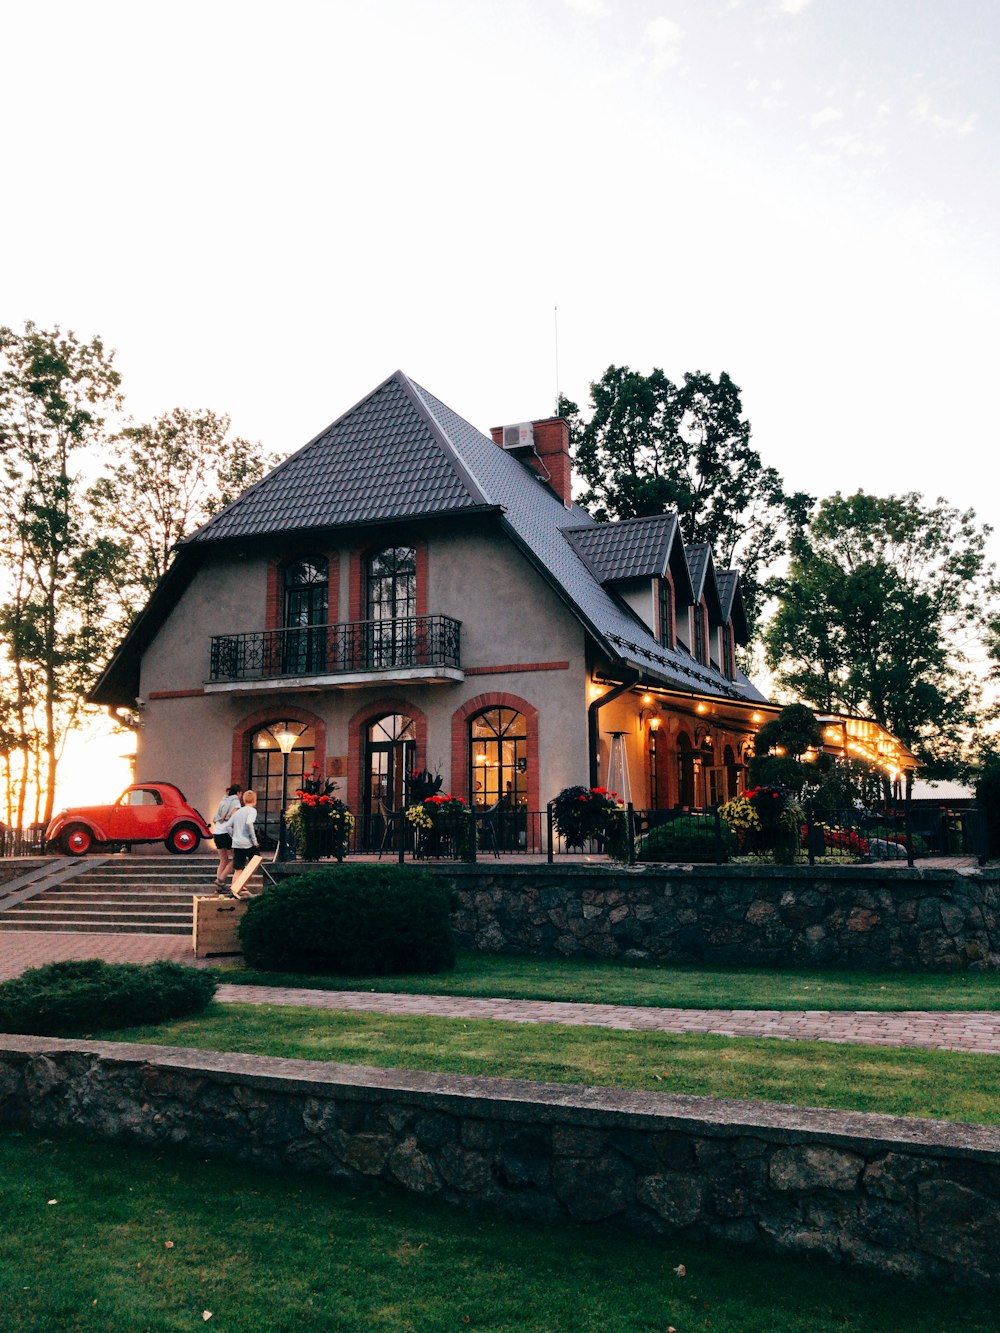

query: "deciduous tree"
left=763, top=491, right=997, bottom=779
left=561, top=366, right=811, bottom=633
left=89, top=407, right=276, bottom=604
left=0, top=322, right=122, bottom=823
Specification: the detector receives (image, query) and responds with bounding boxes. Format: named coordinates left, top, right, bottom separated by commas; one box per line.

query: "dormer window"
left=693, top=599, right=707, bottom=665
left=657, top=576, right=674, bottom=648
left=722, top=622, right=735, bottom=680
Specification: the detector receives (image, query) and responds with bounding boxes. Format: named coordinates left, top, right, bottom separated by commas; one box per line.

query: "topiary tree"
left=238, top=864, right=456, bottom=974
left=748, top=704, right=827, bottom=794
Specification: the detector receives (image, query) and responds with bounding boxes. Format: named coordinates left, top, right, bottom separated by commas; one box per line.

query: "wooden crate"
left=193, top=895, right=248, bottom=957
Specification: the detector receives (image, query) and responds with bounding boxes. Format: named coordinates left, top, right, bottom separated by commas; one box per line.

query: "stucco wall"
left=135, top=525, right=591, bottom=820
left=2, top=1036, right=997, bottom=1288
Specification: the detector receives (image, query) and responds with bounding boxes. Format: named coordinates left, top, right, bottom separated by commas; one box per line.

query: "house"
left=90, top=370, right=802, bottom=844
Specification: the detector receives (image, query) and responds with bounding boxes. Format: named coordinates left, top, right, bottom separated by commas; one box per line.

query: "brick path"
left=0, top=929, right=997, bottom=1054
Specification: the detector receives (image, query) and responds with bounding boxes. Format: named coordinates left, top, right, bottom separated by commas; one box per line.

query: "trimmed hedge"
left=0, top=959, right=216, bottom=1035
left=638, top=816, right=737, bottom=863
left=238, top=864, right=456, bottom=974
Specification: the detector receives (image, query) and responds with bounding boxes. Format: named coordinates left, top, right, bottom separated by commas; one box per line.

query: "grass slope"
left=213, top=950, right=1000, bottom=1011
left=97, top=1004, right=1000, bottom=1125
left=1, top=1129, right=996, bottom=1332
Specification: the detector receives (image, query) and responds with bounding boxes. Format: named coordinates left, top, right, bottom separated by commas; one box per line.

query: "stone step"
left=3, top=905, right=192, bottom=922
left=0, top=917, right=190, bottom=935
left=11, top=899, right=194, bottom=916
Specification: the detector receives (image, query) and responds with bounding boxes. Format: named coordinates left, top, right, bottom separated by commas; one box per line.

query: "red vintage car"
left=45, top=782, right=213, bottom=856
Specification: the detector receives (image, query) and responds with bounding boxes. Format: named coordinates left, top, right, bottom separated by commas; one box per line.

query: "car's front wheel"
left=62, top=824, right=94, bottom=856
left=166, top=823, right=201, bottom=854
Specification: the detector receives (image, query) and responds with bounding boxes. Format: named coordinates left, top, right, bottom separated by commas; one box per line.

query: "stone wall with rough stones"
left=443, top=864, right=1000, bottom=970
left=0, top=1036, right=998, bottom=1287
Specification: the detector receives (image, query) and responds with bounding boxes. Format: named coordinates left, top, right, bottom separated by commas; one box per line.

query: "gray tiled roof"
left=178, top=370, right=765, bottom=705
left=716, top=570, right=738, bottom=619
left=685, top=543, right=711, bottom=599
left=561, top=514, right=678, bottom=582
left=183, top=374, right=492, bottom=544
left=407, top=379, right=764, bottom=704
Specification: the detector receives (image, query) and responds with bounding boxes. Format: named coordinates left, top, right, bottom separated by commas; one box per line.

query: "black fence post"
left=904, top=786, right=915, bottom=868
left=627, top=803, right=636, bottom=865
left=397, top=808, right=405, bottom=865
left=547, top=802, right=555, bottom=865
left=714, top=805, right=724, bottom=866
left=806, top=803, right=816, bottom=867
left=469, top=808, right=478, bottom=864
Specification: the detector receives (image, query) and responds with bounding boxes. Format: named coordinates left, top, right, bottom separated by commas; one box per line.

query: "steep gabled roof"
left=562, top=514, right=677, bottom=582
left=716, top=570, right=749, bottom=645
left=92, top=371, right=767, bottom=707
left=183, top=371, right=496, bottom=545
left=685, top=544, right=723, bottom=623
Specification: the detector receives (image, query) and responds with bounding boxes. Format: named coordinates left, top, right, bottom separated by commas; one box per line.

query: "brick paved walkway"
left=0, top=930, right=997, bottom=1055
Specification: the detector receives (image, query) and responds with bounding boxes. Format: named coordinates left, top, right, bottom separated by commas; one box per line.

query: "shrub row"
left=0, top=959, right=216, bottom=1035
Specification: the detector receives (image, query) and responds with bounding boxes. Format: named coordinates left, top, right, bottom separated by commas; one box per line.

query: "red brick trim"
left=148, top=688, right=205, bottom=700
left=230, top=705, right=327, bottom=789
left=465, top=661, right=569, bottom=677
left=451, top=692, right=540, bottom=812
left=346, top=697, right=428, bottom=815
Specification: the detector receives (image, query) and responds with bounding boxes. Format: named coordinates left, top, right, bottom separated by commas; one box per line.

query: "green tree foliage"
left=764, top=492, right=998, bottom=779
left=747, top=703, right=827, bottom=793
left=89, top=407, right=275, bottom=603
left=561, top=366, right=811, bottom=633
left=0, top=322, right=123, bottom=823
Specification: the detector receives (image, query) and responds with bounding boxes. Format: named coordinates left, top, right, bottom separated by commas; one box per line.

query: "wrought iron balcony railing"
left=209, top=615, right=462, bottom=684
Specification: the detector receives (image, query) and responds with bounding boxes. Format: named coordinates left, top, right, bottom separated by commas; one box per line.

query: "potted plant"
left=405, top=791, right=471, bottom=858
left=286, top=765, right=355, bottom=861
left=550, top=786, right=629, bottom=860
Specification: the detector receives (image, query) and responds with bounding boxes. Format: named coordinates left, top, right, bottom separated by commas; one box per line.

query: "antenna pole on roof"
left=554, top=304, right=560, bottom=410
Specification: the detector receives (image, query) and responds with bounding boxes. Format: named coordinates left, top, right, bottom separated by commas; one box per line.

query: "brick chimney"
left=490, top=416, right=573, bottom=509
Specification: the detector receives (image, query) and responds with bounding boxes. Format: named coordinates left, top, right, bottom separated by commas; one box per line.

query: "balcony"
left=205, top=615, right=463, bottom=693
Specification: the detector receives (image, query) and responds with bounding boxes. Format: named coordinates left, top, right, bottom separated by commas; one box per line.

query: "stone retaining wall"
left=0, top=1036, right=997, bottom=1287
left=443, top=864, right=1000, bottom=970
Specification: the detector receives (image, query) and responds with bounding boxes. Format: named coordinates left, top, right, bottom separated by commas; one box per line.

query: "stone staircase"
left=0, top=854, right=228, bottom=935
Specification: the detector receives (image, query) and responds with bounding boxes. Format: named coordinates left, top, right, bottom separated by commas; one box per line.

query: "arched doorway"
left=724, top=745, right=741, bottom=800
left=249, top=719, right=317, bottom=842
left=364, top=713, right=416, bottom=818
left=677, top=732, right=696, bottom=808
left=283, top=557, right=328, bottom=674
left=367, top=546, right=416, bottom=668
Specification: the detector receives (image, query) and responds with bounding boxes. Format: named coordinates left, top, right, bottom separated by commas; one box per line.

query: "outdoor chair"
left=475, top=801, right=502, bottom=859
left=376, top=799, right=405, bottom=860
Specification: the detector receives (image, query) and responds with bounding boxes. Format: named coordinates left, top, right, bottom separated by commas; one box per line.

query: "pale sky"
left=3, top=0, right=997, bottom=528
left=3, top=0, right=997, bottom=804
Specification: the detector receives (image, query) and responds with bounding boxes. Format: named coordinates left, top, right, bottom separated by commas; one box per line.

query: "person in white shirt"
left=211, top=784, right=242, bottom=889
left=225, top=791, right=259, bottom=887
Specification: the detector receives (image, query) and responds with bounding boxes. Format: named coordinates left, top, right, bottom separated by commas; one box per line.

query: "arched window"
left=249, top=720, right=316, bottom=841
left=283, top=557, right=328, bottom=673
left=469, top=707, right=527, bottom=810
left=366, top=547, right=416, bottom=667
left=677, top=731, right=696, bottom=808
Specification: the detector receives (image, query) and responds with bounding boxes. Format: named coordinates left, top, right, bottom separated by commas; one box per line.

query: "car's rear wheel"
left=166, top=823, right=200, bottom=854
left=62, top=824, right=94, bottom=856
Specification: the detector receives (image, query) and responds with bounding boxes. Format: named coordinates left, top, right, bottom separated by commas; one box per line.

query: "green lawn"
left=213, top=949, right=1000, bottom=1011
left=97, top=1003, right=1000, bottom=1125
left=2, top=1129, right=996, bottom=1332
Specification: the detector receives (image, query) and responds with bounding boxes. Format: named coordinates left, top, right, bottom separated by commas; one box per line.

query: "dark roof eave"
left=180, top=503, right=505, bottom=553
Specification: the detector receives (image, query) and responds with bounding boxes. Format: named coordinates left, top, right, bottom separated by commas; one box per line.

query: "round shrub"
left=238, top=864, right=456, bottom=974
left=0, top=959, right=217, bottom=1035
